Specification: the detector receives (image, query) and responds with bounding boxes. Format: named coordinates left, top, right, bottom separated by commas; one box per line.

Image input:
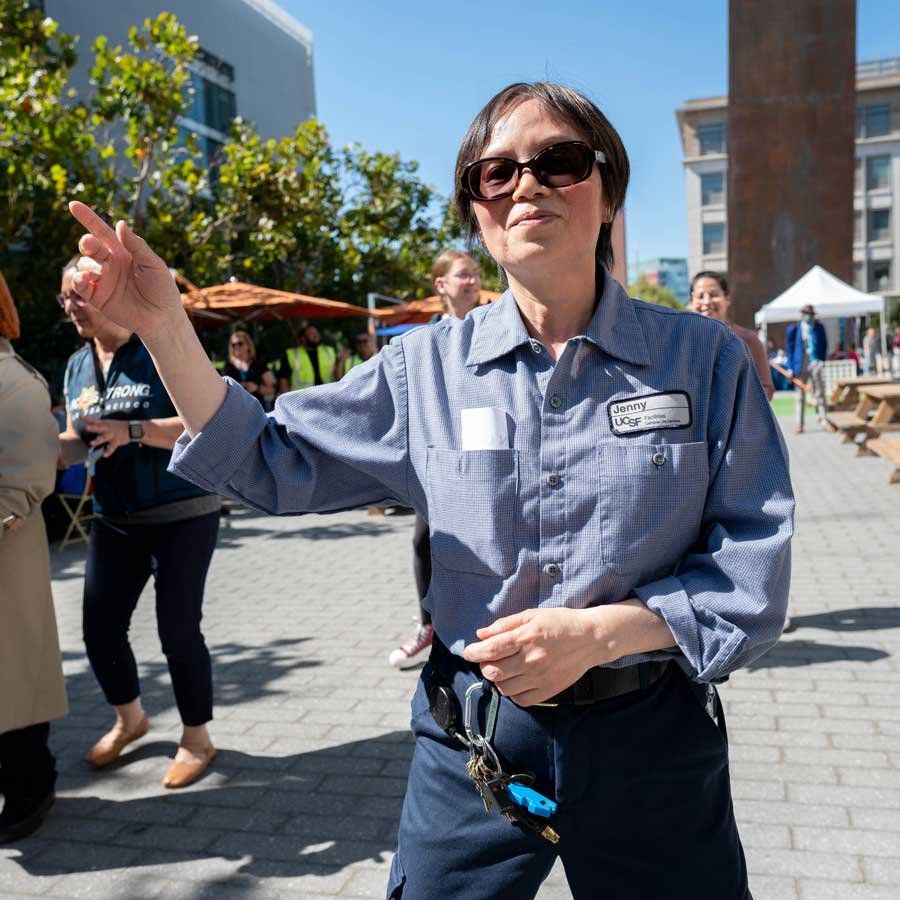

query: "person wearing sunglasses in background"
left=67, top=81, right=792, bottom=900
left=340, top=331, right=377, bottom=374
left=56, top=258, right=221, bottom=789
left=689, top=271, right=775, bottom=400
left=389, top=249, right=483, bottom=670
left=222, top=329, right=276, bottom=411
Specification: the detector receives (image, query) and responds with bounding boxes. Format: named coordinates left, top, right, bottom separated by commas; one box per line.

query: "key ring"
left=464, top=681, right=503, bottom=774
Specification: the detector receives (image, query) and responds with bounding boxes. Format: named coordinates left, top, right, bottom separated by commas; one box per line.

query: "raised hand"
left=68, top=201, right=184, bottom=340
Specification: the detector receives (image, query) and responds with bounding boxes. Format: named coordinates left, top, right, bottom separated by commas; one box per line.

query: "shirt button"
left=652, top=451, right=667, bottom=466
left=546, top=473, right=560, bottom=487
left=543, top=563, right=561, bottom=577
left=549, top=395, right=562, bottom=409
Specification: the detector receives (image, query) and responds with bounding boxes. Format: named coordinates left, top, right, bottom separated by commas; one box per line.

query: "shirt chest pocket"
left=598, top=441, right=709, bottom=576
left=426, top=448, right=519, bottom=578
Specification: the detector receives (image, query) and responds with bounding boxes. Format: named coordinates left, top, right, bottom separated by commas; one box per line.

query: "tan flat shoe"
left=162, top=745, right=216, bottom=789
left=85, top=715, right=150, bottom=768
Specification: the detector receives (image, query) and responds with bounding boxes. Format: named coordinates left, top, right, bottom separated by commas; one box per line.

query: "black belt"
left=430, top=637, right=669, bottom=706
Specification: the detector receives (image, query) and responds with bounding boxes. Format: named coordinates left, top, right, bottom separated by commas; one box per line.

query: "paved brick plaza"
left=2, top=418, right=899, bottom=899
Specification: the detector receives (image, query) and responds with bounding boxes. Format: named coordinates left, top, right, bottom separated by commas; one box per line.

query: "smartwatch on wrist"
left=128, top=421, right=144, bottom=443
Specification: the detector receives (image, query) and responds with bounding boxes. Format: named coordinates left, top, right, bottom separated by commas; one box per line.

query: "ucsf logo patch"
left=608, top=391, right=692, bottom=436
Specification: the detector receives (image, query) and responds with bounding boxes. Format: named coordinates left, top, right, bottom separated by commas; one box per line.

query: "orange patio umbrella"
left=178, top=276, right=371, bottom=326
left=374, top=290, right=502, bottom=325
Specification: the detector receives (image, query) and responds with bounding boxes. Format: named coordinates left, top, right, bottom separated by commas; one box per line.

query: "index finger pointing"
left=69, top=201, right=118, bottom=245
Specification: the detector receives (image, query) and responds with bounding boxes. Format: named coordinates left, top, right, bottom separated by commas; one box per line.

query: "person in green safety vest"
left=340, top=332, right=377, bottom=375
left=276, top=324, right=338, bottom=393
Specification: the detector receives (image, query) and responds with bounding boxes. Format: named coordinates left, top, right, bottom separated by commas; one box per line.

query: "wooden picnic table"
left=825, top=382, right=900, bottom=452
left=828, top=375, right=896, bottom=410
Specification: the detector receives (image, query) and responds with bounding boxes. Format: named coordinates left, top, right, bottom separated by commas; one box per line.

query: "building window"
left=855, top=159, right=863, bottom=193
left=869, top=260, right=892, bottom=291
left=854, top=210, right=863, bottom=243
left=853, top=262, right=865, bottom=290
left=700, top=172, right=725, bottom=206
left=856, top=104, right=891, bottom=138
left=869, top=208, right=892, bottom=242
left=188, top=77, right=237, bottom=135
left=702, top=222, right=725, bottom=256
left=866, top=156, right=891, bottom=191
left=697, top=123, right=726, bottom=155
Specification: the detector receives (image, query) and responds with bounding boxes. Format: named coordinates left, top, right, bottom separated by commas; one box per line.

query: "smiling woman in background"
left=689, top=270, right=776, bottom=400
left=67, top=80, right=792, bottom=900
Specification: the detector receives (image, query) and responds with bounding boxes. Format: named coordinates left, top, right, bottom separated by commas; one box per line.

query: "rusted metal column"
left=728, top=0, right=855, bottom=327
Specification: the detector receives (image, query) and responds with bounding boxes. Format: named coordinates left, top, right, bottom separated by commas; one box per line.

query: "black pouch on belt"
left=426, top=638, right=465, bottom=740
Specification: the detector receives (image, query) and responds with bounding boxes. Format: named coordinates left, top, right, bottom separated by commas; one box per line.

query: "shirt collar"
left=465, top=274, right=650, bottom=367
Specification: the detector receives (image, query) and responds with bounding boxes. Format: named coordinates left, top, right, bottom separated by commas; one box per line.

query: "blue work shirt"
left=171, top=274, right=794, bottom=683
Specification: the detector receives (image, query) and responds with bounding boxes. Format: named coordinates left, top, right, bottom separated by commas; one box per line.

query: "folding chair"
left=57, top=462, right=94, bottom=548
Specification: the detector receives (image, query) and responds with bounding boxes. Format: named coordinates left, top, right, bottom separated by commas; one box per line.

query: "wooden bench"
left=824, top=411, right=870, bottom=443
left=864, top=439, right=900, bottom=484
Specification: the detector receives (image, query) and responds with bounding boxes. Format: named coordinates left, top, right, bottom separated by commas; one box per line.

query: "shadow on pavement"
left=785, top=606, right=900, bottom=632
left=749, top=638, right=890, bottom=670
left=3, top=734, right=413, bottom=889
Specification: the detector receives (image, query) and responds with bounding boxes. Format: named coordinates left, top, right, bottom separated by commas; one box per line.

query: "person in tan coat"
left=0, top=271, right=67, bottom=842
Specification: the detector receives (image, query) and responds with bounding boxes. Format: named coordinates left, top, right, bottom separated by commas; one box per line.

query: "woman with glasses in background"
left=67, top=80, right=792, bottom=900
left=56, top=259, right=220, bottom=790
left=222, top=329, right=275, bottom=410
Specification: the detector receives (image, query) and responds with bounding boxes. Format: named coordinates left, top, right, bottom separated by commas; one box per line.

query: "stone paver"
left=2, top=415, right=899, bottom=898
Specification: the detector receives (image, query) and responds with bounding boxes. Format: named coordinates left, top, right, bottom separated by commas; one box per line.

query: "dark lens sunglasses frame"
left=463, top=141, right=607, bottom=202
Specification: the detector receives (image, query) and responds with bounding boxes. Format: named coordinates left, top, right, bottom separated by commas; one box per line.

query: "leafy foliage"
left=627, top=275, right=684, bottom=309
left=0, top=3, right=479, bottom=389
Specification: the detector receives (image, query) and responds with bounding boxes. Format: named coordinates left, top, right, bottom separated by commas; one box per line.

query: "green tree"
left=1, top=5, right=459, bottom=382
left=627, top=275, right=684, bottom=309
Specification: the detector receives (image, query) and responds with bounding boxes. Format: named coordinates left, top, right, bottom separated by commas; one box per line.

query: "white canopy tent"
left=755, top=265, right=890, bottom=359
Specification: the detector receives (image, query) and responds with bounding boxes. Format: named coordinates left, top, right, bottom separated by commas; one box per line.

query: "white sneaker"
left=389, top=624, right=434, bottom=669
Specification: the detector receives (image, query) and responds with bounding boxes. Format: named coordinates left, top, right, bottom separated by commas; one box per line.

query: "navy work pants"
left=82, top=512, right=219, bottom=726
left=388, top=657, right=751, bottom=900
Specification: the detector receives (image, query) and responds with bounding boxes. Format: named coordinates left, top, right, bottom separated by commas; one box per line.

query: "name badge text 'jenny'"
left=608, top=391, right=693, bottom=436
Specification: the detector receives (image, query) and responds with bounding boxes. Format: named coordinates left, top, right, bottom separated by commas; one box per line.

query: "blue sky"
left=282, top=0, right=900, bottom=270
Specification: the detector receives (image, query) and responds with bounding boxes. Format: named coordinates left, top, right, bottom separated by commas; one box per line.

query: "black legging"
left=412, top=514, right=432, bottom=626
left=82, top=511, right=219, bottom=726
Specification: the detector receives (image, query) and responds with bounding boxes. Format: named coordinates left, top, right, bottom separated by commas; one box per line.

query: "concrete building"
left=39, top=0, right=315, bottom=165
left=629, top=258, right=689, bottom=302
left=677, top=56, right=900, bottom=300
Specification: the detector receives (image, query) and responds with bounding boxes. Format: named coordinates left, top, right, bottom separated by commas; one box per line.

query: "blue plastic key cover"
left=506, top=782, right=558, bottom=818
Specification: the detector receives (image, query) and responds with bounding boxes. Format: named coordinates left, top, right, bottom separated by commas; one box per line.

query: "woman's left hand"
left=463, top=608, right=606, bottom=707
left=81, top=416, right=131, bottom=459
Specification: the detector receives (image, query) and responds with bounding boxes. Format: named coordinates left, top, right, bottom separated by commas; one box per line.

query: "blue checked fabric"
left=171, top=274, right=794, bottom=683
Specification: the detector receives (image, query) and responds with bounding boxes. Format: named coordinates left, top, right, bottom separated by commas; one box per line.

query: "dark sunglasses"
left=56, top=292, right=82, bottom=308
left=230, top=339, right=246, bottom=347
left=463, top=141, right=606, bottom=202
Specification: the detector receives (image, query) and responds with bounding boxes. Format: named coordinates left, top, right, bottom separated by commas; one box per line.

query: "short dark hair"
left=690, top=270, right=729, bottom=296
left=454, top=82, right=629, bottom=271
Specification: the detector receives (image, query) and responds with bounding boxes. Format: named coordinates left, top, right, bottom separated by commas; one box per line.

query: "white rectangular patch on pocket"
left=608, top=391, right=692, bottom=436
left=461, top=407, right=510, bottom=450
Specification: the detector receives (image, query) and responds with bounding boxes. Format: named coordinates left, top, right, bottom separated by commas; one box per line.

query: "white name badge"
left=608, top=392, right=693, bottom=436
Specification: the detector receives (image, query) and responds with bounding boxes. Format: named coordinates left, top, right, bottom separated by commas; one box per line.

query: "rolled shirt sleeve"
left=634, top=334, right=795, bottom=683
left=170, top=342, right=411, bottom=515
